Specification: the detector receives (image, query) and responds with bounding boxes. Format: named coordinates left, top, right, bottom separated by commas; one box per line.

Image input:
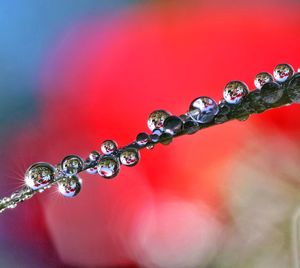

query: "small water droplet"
left=88, top=151, right=100, bottom=162
left=136, top=132, right=150, bottom=146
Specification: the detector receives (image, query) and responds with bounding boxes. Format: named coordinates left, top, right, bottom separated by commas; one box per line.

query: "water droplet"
left=188, top=97, right=219, bottom=123
left=159, top=132, right=173, bottom=145
left=97, top=156, right=120, bottom=179
left=136, top=132, right=150, bottom=146
left=273, top=63, right=294, bottom=82
left=260, top=82, right=283, bottom=104
left=147, top=110, right=171, bottom=131
left=163, top=116, right=183, bottom=135
left=287, top=74, right=300, bottom=103
left=88, top=151, right=100, bottom=162
left=101, top=140, right=118, bottom=155
left=61, top=155, right=84, bottom=176
left=24, top=162, right=55, bottom=190
left=58, top=175, right=82, bottom=198
left=254, top=72, right=273, bottom=89
left=119, top=148, right=140, bottom=167
left=223, top=81, right=249, bottom=104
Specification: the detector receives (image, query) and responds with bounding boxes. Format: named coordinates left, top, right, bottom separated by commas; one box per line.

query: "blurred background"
left=0, top=0, right=300, bottom=267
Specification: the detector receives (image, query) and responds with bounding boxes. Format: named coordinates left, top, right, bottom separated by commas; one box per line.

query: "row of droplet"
left=143, top=63, right=297, bottom=142
left=23, top=140, right=141, bottom=198
left=23, top=63, right=298, bottom=199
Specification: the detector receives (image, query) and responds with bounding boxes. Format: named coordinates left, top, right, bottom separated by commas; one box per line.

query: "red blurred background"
left=1, top=1, right=300, bottom=267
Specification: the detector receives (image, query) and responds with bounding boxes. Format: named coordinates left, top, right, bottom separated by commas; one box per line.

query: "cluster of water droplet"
left=21, top=63, right=299, bottom=201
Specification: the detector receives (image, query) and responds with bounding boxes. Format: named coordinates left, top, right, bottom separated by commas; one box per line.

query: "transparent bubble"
left=163, top=116, right=183, bottom=135
left=273, top=63, right=294, bottom=82
left=147, top=110, right=171, bottom=131
left=24, top=162, right=55, bottom=190
left=88, top=151, right=100, bottom=162
left=254, top=72, right=273, bottom=89
left=136, top=132, right=150, bottom=146
left=58, top=175, right=82, bottom=198
left=223, top=81, right=249, bottom=104
left=260, top=82, right=283, bottom=104
left=101, top=140, right=118, bottom=155
left=188, top=97, right=219, bottom=123
left=97, top=156, right=120, bottom=179
left=119, top=148, right=140, bottom=167
left=61, top=155, right=84, bottom=176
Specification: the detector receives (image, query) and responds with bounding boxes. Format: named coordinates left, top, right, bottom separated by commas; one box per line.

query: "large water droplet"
left=147, top=110, right=171, bottom=131
left=188, top=97, right=219, bottom=123
left=100, top=140, right=118, bottom=155
left=58, top=175, right=82, bottom=198
left=97, top=156, right=120, bottom=179
left=119, top=148, right=140, bottom=167
left=254, top=72, right=273, bottom=89
left=223, top=81, right=249, bottom=104
left=273, top=63, right=294, bottom=82
left=61, top=155, right=84, bottom=176
left=24, top=162, right=55, bottom=190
